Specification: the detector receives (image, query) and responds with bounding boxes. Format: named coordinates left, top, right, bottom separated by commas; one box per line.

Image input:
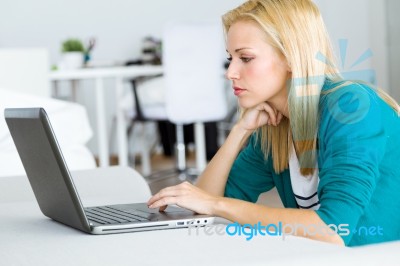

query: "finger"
left=258, top=103, right=277, bottom=126
left=147, top=181, right=192, bottom=206
left=276, top=112, right=283, bottom=125
left=147, top=191, right=165, bottom=206
left=149, top=196, right=178, bottom=209
left=159, top=205, right=167, bottom=212
left=147, top=185, right=182, bottom=206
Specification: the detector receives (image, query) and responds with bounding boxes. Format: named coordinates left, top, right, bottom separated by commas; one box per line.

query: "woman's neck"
left=268, top=87, right=290, bottom=118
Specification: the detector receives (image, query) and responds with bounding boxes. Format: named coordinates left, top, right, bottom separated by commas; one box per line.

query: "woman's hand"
left=238, top=102, right=283, bottom=131
left=147, top=181, right=218, bottom=214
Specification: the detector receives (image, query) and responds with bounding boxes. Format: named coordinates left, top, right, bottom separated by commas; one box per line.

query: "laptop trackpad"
left=137, top=205, right=191, bottom=214
left=110, top=203, right=196, bottom=221
left=135, top=204, right=198, bottom=220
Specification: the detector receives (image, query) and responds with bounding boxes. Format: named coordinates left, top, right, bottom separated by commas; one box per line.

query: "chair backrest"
left=162, top=21, right=228, bottom=124
left=0, top=48, right=50, bottom=98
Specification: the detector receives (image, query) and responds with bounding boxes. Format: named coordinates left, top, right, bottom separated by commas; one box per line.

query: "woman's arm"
left=148, top=181, right=343, bottom=245
left=194, top=123, right=251, bottom=196
left=148, top=102, right=280, bottom=210
left=196, top=102, right=281, bottom=196
left=214, top=197, right=344, bottom=245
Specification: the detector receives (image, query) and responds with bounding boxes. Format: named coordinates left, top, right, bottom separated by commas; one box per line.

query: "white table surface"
left=1, top=166, right=399, bottom=265
left=49, top=65, right=163, bottom=168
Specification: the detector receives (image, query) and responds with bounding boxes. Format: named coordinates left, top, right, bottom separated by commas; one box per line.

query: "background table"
left=49, top=66, right=163, bottom=168
left=1, top=166, right=399, bottom=265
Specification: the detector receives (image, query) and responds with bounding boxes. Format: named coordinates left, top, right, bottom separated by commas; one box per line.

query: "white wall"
left=0, top=0, right=391, bottom=156
left=368, top=0, right=390, bottom=91
left=386, top=0, right=400, bottom=101
left=1, top=0, right=387, bottom=81
left=314, top=0, right=389, bottom=91
left=0, top=0, right=245, bottom=65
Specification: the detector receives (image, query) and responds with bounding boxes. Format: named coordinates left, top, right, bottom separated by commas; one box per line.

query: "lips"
left=233, top=87, right=246, bottom=96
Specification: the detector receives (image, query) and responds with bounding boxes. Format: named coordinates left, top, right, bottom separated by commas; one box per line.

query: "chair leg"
left=145, top=123, right=201, bottom=182
left=194, top=122, right=207, bottom=171
left=140, top=123, right=152, bottom=176
left=175, top=123, right=203, bottom=180
left=175, top=124, right=186, bottom=171
left=127, top=121, right=153, bottom=176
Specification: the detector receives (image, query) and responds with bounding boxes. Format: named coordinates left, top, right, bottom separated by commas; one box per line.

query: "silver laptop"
left=4, top=107, right=215, bottom=234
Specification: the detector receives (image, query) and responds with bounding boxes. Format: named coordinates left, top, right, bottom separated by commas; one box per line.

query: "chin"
left=238, top=99, right=264, bottom=110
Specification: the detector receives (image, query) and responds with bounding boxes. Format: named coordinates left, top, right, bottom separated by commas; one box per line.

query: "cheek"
left=244, top=62, right=270, bottom=81
left=245, top=64, right=278, bottom=93
left=252, top=61, right=288, bottom=87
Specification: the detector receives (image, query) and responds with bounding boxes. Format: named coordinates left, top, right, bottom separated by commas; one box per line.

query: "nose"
left=225, top=61, right=239, bottom=80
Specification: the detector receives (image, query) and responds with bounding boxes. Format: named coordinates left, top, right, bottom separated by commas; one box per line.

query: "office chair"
left=126, top=20, right=228, bottom=181
left=126, top=75, right=165, bottom=176
left=161, top=20, right=227, bottom=180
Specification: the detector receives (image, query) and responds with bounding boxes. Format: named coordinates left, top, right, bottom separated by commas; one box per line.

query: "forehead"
left=226, top=20, right=270, bottom=51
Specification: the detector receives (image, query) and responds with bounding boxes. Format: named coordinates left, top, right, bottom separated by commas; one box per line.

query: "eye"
left=240, top=57, right=253, bottom=63
left=226, top=56, right=232, bottom=62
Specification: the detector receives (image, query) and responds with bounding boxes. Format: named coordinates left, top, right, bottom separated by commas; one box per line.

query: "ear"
left=286, top=61, right=292, bottom=79
left=286, top=60, right=292, bottom=73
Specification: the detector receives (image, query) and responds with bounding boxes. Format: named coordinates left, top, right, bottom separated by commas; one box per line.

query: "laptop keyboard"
left=85, top=206, right=151, bottom=225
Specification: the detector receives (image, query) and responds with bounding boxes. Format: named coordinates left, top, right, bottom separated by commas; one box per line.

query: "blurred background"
left=0, top=0, right=399, bottom=179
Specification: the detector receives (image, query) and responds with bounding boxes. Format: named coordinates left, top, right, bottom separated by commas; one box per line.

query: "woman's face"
left=226, top=20, right=290, bottom=110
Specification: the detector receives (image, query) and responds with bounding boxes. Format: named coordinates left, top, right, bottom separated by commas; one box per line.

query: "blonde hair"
left=223, top=0, right=400, bottom=175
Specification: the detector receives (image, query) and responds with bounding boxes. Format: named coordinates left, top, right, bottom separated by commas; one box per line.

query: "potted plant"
left=61, top=38, right=85, bottom=69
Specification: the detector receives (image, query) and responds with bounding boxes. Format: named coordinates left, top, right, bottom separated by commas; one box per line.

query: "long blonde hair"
left=222, top=0, right=399, bottom=175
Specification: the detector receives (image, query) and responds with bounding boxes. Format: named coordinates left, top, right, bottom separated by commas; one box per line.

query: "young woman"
left=148, top=0, right=400, bottom=246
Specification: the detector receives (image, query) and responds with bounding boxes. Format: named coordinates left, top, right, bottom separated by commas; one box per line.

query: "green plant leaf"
left=62, top=38, right=85, bottom=52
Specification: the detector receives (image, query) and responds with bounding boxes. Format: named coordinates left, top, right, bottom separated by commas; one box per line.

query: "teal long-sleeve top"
left=224, top=79, right=400, bottom=246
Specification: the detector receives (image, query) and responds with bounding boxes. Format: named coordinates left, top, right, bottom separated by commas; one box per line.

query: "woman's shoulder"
left=319, top=79, right=382, bottom=123
left=319, top=80, right=387, bottom=135
left=320, top=78, right=378, bottom=102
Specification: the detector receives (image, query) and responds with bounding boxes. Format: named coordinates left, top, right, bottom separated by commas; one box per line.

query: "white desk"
left=1, top=166, right=399, bottom=265
left=49, top=66, right=163, bottom=168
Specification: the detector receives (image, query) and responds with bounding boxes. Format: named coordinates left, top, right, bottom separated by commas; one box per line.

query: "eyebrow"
left=226, top=47, right=253, bottom=53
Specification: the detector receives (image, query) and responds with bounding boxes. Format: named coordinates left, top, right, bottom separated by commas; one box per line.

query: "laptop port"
left=177, top=222, right=185, bottom=226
